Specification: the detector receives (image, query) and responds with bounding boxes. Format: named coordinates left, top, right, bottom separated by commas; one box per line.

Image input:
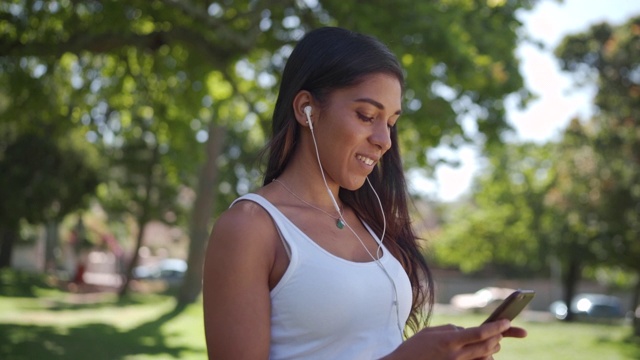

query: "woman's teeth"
left=357, top=155, right=374, bottom=166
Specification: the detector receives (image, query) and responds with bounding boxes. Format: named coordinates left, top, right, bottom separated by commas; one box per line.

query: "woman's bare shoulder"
left=209, top=196, right=278, bottom=250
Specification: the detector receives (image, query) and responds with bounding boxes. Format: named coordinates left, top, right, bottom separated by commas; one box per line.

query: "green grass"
left=1, top=270, right=639, bottom=359
left=0, top=270, right=206, bottom=360
left=430, top=312, right=640, bottom=360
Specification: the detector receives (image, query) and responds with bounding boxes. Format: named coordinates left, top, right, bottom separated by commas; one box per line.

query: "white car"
left=450, top=287, right=516, bottom=313
left=133, top=258, right=187, bottom=285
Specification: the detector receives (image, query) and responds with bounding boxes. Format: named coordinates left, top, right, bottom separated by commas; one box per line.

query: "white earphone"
left=303, top=101, right=401, bottom=339
left=304, top=105, right=314, bottom=130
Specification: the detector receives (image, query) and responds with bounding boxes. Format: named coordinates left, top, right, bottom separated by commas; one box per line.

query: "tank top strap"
left=230, top=193, right=296, bottom=259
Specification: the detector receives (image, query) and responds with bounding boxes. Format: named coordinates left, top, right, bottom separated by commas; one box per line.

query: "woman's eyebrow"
left=354, top=98, right=402, bottom=115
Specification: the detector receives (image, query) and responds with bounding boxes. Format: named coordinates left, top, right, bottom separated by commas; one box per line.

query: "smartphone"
left=482, top=289, right=535, bottom=324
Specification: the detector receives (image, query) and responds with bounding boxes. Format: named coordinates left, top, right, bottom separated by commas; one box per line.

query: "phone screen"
left=482, top=290, right=535, bottom=324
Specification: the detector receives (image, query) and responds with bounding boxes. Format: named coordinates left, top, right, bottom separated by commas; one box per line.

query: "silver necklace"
left=273, top=178, right=345, bottom=229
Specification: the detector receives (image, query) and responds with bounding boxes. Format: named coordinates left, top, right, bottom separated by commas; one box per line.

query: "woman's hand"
left=382, top=319, right=527, bottom=360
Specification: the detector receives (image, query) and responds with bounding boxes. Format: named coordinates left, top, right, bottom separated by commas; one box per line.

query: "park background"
left=1, top=0, right=639, bottom=358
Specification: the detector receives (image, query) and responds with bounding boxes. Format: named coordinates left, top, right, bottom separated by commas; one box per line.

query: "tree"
left=1, top=0, right=536, bottom=304
left=0, top=129, right=99, bottom=269
left=432, top=142, right=555, bottom=277
left=432, top=119, right=625, bottom=323
left=543, top=120, right=606, bottom=322
left=556, top=15, right=640, bottom=333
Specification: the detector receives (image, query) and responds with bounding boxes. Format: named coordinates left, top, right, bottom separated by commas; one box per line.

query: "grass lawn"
left=0, top=270, right=207, bottom=360
left=430, top=310, right=640, bottom=360
left=1, top=270, right=639, bottom=359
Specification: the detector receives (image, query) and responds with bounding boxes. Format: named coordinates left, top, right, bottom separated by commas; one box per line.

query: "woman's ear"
left=292, top=90, right=315, bottom=129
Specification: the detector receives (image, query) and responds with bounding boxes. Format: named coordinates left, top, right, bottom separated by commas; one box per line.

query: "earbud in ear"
left=303, top=106, right=313, bottom=130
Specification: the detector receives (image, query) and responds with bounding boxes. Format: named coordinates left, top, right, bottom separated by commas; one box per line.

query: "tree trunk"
left=177, top=123, right=227, bottom=306
left=118, top=145, right=159, bottom=298
left=632, top=275, right=640, bottom=337
left=0, top=226, right=18, bottom=269
left=561, top=255, right=581, bottom=322
left=118, top=217, right=149, bottom=297
left=44, top=219, right=59, bottom=273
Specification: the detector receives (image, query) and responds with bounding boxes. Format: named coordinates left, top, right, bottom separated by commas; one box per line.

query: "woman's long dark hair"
left=262, top=27, right=434, bottom=333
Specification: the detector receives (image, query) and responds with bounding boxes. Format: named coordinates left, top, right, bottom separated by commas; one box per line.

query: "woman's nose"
left=369, top=121, right=392, bottom=152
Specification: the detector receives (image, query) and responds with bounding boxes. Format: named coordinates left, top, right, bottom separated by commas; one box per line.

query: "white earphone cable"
left=306, top=111, right=403, bottom=339
left=366, top=176, right=386, bottom=258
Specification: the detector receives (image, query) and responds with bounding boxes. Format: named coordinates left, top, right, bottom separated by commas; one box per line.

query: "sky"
left=413, top=0, right=640, bottom=202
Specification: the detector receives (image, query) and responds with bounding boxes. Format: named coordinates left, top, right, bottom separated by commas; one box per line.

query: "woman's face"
left=312, top=73, right=402, bottom=190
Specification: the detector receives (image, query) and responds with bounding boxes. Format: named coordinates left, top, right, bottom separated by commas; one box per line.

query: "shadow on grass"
left=620, top=334, right=640, bottom=359
left=0, top=269, right=53, bottom=297
left=42, top=292, right=169, bottom=312
left=0, top=303, right=202, bottom=360
left=595, top=330, right=640, bottom=359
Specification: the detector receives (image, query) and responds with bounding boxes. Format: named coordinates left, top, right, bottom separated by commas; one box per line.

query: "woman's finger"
left=456, top=319, right=511, bottom=344
left=425, top=323, right=465, bottom=332
left=460, top=334, right=502, bottom=359
left=502, top=326, right=527, bottom=338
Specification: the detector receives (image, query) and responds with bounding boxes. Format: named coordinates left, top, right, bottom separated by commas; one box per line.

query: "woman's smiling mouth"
left=357, top=154, right=375, bottom=166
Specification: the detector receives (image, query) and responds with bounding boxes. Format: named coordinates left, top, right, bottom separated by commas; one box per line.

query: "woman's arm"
left=203, top=202, right=278, bottom=359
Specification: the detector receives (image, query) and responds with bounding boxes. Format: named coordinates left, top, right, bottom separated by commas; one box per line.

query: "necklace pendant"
left=336, top=219, right=345, bottom=229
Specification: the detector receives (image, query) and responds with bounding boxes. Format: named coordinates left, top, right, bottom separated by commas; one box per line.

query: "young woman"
left=203, top=27, right=527, bottom=360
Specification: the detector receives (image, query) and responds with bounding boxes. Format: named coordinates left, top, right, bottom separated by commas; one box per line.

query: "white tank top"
left=232, top=194, right=412, bottom=360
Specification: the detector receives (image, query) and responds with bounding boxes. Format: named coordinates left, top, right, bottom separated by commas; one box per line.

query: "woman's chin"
left=341, top=178, right=368, bottom=191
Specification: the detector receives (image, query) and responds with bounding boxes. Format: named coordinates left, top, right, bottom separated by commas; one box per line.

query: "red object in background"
left=72, top=263, right=86, bottom=284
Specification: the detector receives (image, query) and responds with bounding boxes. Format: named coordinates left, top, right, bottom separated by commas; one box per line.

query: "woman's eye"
left=357, top=112, right=374, bottom=122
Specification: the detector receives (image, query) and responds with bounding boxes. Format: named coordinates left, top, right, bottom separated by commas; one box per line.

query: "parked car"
left=450, top=287, right=516, bottom=313
left=133, top=258, right=187, bottom=285
left=549, top=293, right=625, bottom=322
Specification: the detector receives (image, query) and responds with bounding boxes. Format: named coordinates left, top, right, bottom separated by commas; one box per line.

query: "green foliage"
left=555, top=16, right=640, bottom=275
left=555, top=18, right=640, bottom=330
left=0, top=0, right=537, bottom=297
left=0, top=130, right=99, bottom=226
left=0, top=0, right=536, bottom=213
left=433, top=16, right=640, bottom=329
left=433, top=142, right=554, bottom=276
left=544, top=120, right=604, bottom=262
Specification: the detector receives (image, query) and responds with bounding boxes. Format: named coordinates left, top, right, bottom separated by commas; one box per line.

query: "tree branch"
left=2, top=26, right=236, bottom=66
